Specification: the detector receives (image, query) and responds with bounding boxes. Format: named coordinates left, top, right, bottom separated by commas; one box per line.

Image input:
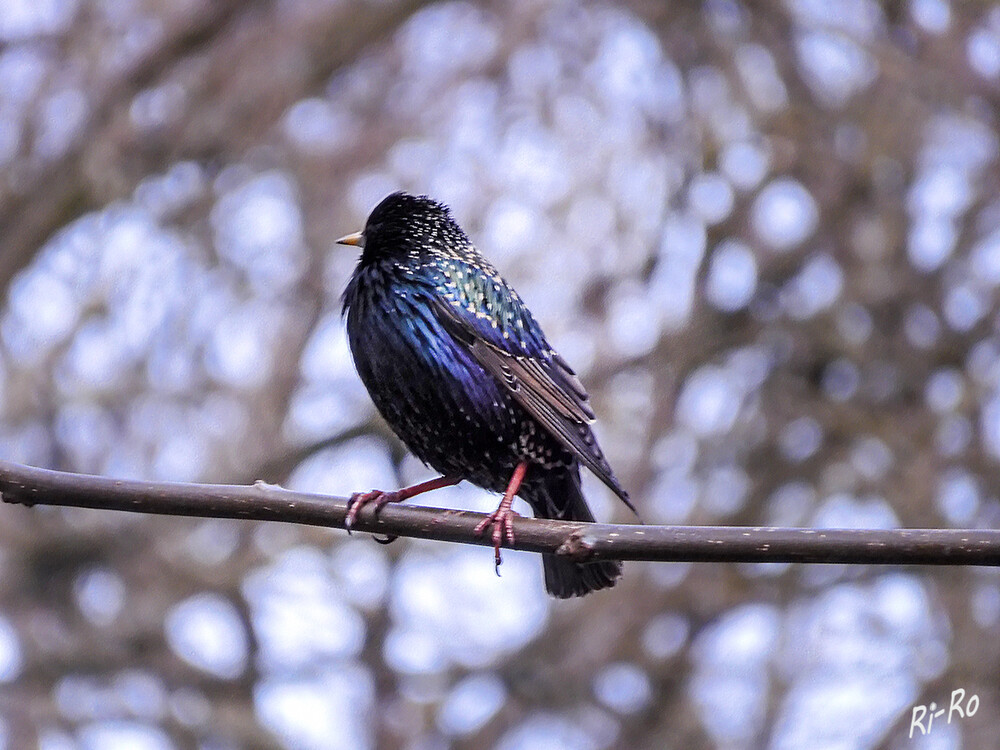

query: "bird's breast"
left=346, top=273, right=506, bottom=433
left=343, top=262, right=571, bottom=484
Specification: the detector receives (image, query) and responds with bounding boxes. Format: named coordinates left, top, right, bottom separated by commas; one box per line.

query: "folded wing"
left=433, top=297, right=634, bottom=512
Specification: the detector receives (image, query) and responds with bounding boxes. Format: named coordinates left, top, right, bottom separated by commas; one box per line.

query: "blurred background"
left=0, top=0, right=998, bottom=748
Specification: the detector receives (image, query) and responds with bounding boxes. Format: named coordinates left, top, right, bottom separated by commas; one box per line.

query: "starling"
left=338, top=192, right=634, bottom=597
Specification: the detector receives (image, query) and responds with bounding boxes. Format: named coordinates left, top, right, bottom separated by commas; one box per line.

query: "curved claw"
left=474, top=507, right=520, bottom=573
left=343, top=476, right=459, bottom=539
left=345, top=489, right=400, bottom=533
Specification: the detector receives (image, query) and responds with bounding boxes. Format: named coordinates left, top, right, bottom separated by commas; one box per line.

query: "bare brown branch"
left=2, top=460, right=998, bottom=567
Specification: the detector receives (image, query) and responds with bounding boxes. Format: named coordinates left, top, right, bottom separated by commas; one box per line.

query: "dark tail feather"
left=543, top=553, right=621, bottom=598
left=523, top=469, right=622, bottom=598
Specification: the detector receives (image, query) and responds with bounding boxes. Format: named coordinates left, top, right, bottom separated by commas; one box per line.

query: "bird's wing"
left=432, top=297, right=633, bottom=509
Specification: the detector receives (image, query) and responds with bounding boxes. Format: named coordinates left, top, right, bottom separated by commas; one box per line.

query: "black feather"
left=341, top=192, right=633, bottom=596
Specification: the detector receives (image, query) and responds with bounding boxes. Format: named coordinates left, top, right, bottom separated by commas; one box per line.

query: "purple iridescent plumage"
left=341, top=192, right=632, bottom=597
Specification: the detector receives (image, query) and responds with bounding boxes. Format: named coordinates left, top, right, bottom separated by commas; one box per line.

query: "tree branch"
left=1, top=460, right=998, bottom=565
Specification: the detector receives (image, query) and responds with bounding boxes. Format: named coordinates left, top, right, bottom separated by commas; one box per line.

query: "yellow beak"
left=336, top=231, right=364, bottom=247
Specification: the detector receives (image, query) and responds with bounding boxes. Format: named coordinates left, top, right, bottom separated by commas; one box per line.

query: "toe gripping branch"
left=474, top=460, right=529, bottom=573
left=345, top=475, right=460, bottom=542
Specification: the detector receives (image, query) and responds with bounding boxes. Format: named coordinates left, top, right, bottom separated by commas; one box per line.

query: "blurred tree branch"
left=0, top=0, right=434, bottom=291
left=1, top=460, right=998, bottom=566
left=243, top=421, right=398, bottom=486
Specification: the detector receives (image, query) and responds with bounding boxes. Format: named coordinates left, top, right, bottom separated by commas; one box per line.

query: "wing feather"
left=433, top=298, right=633, bottom=509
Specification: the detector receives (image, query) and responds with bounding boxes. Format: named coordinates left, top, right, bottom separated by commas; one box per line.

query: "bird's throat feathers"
left=340, top=192, right=540, bottom=353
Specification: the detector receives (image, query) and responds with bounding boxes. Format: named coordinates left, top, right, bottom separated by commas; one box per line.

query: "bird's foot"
left=474, top=505, right=520, bottom=572
left=345, top=489, right=401, bottom=532
left=344, top=475, right=461, bottom=535
left=474, top=460, right=530, bottom=574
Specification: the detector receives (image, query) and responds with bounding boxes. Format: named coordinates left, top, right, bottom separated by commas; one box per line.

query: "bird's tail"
left=522, top=469, right=622, bottom=598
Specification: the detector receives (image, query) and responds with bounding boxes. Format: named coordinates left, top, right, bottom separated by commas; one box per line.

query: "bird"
left=337, top=191, right=635, bottom=597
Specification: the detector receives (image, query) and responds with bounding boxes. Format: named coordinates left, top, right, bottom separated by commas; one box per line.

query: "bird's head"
left=336, top=192, right=467, bottom=263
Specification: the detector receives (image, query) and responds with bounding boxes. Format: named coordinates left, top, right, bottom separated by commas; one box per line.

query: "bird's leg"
left=474, top=461, right=529, bottom=572
left=345, top=475, right=461, bottom=531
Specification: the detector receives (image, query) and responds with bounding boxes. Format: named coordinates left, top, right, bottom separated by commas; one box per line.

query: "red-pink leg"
left=474, top=461, right=529, bottom=571
left=346, top=475, right=460, bottom=531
